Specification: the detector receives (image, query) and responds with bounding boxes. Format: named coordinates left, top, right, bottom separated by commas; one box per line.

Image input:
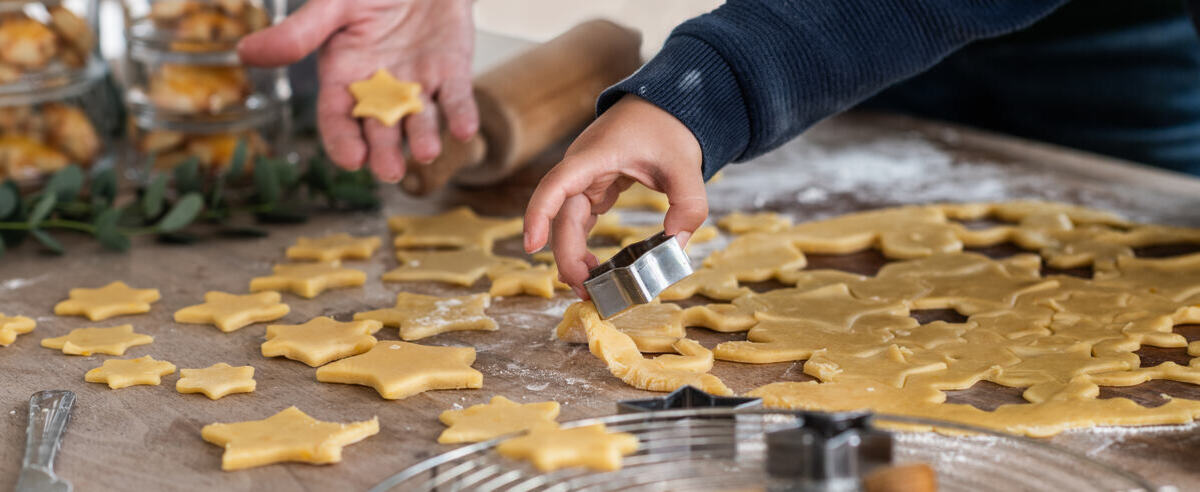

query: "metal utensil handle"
left=23, top=390, right=75, bottom=469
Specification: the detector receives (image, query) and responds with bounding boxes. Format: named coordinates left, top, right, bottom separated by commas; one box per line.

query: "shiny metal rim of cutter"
left=584, top=231, right=693, bottom=318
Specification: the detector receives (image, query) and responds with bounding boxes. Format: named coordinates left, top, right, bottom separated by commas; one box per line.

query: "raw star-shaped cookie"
left=262, top=317, right=382, bottom=367
left=41, top=324, right=153, bottom=356
left=718, top=211, right=793, bottom=234
left=174, top=291, right=290, bottom=332
left=349, top=69, right=422, bottom=127
left=354, top=292, right=496, bottom=341
left=496, top=423, right=638, bottom=472
left=176, top=363, right=256, bottom=400
left=201, top=406, right=379, bottom=471
left=384, top=248, right=529, bottom=286
left=315, top=342, right=483, bottom=399
left=249, top=261, right=366, bottom=298
left=488, top=264, right=567, bottom=298
left=0, top=314, right=35, bottom=346
left=612, top=183, right=669, bottom=212
left=85, top=356, right=176, bottom=389
left=285, top=233, right=382, bottom=262
left=54, top=281, right=161, bottom=321
left=438, top=395, right=560, bottom=444
left=388, top=206, right=522, bottom=251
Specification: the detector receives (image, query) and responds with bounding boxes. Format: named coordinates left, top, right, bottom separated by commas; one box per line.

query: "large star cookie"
left=54, top=281, right=161, bottom=321
left=348, top=68, right=422, bottom=127
left=249, top=261, right=366, bottom=298
left=41, top=324, right=153, bottom=356
left=285, top=233, right=382, bottom=262
left=496, top=423, right=639, bottom=472
left=488, top=264, right=568, bottom=298
left=174, top=291, right=290, bottom=332
left=315, top=342, right=482, bottom=400
left=388, top=207, right=522, bottom=251
left=177, top=363, right=256, bottom=400
left=201, top=406, right=379, bottom=471
left=383, top=248, right=529, bottom=286
left=0, top=314, right=35, bottom=346
left=85, top=356, right=176, bottom=389
left=438, top=396, right=560, bottom=444
left=354, top=292, right=497, bottom=341
left=262, top=317, right=382, bottom=367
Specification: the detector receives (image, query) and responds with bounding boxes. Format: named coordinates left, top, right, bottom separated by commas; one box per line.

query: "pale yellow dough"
left=315, top=342, right=483, bottom=399
left=488, top=264, right=568, bottom=298
left=176, top=363, right=256, bottom=400
left=201, top=406, right=378, bottom=470
left=262, top=317, right=382, bottom=366
left=388, top=206, right=522, bottom=251
left=285, top=233, right=382, bottom=262
left=41, top=324, right=153, bottom=356
left=249, top=261, right=366, bottom=298
left=611, top=183, right=669, bottom=212
left=556, top=301, right=686, bottom=353
left=354, top=292, right=497, bottom=341
left=385, top=248, right=529, bottom=286
left=85, top=356, right=176, bottom=389
left=54, top=281, right=161, bottom=321
left=718, top=211, right=793, bottom=234
left=0, top=313, right=34, bottom=346
left=174, top=291, right=290, bottom=332
left=438, top=396, right=560, bottom=444
left=496, top=423, right=638, bottom=472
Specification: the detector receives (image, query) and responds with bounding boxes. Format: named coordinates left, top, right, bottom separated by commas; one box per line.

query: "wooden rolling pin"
left=401, top=19, right=643, bottom=195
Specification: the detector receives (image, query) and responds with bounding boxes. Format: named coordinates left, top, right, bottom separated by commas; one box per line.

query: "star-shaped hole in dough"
left=54, top=281, right=161, bottom=321
left=388, top=207, right=523, bottom=251
left=0, top=314, right=35, bottom=346
left=438, top=395, right=560, bottom=444
left=349, top=68, right=422, bottom=127
left=201, top=406, right=379, bottom=471
left=496, top=423, right=639, bottom=472
left=177, top=363, right=256, bottom=400
left=285, top=233, right=382, bottom=262
left=354, top=292, right=497, bottom=341
left=315, top=342, right=483, bottom=400
left=383, top=248, right=529, bottom=287
left=249, top=261, right=366, bottom=298
left=262, top=317, right=382, bottom=367
left=174, top=291, right=291, bottom=333
left=488, top=264, right=569, bottom=298
left=41, top=324, right=154, bottom=356
left=85, top=355, right=176, bottom=389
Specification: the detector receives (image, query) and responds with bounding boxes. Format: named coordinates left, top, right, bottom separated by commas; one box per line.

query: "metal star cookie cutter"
left=615, top=385, right=761, bottom=414
left=766, top=410, right=893, bottom=488
left=584, top=231, right=693, bottom=319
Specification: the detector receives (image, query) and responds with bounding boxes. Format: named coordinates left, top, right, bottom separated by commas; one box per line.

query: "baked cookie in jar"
left=0, top=1, right=99, bottom=86
left=127, top=100, right=289, bottom=178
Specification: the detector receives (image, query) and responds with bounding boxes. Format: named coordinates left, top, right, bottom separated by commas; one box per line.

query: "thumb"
left=658, top=172, right=708, bottom=247
left=237, top=0, right=348, bottom=67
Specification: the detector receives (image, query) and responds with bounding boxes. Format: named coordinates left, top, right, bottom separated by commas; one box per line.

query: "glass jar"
left=0, top=1, right=100, bottom=87
left=126, top=101, right=290, bottom=177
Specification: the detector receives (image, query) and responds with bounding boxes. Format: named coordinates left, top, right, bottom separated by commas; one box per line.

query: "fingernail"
left=675, top=231, right=692, bottom=248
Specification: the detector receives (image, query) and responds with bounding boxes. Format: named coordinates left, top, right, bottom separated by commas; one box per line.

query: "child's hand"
left=523, top=95, right=707, bottom=298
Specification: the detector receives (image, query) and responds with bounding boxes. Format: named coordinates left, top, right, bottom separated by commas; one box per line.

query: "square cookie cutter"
left=583, top=231, right=693, bottom=318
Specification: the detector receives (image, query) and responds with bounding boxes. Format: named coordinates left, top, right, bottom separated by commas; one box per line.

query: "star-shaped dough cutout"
left=383, top=248, right=529, bottom=286
left=388, top=207, right=523, bottom=251
left=249, top=261, right=366, bottom=298
left=262, top=317, right=382, bottom=367
left=496, top=423, right=639, bottom=472
left=201, top=406, right=379, bottom=471
left=315, top=342, right=482, bottom=400
left=354, top=292, right=497, bottom=341
left=488, top=264, right=568, bottom=298
left=349, top=69, right=422, bottom=127
left=612, top=183, right=669, bottom=212
left=0, top=314, right=35, bottom=346
left=54, top=281, right=161, bottom=321
left=174, top=291, right=291, bottom=333
left=718, top=211, right=793, bottom=234
left=85, top=356, right=177, bottom=389
left=438, top=395, right=561, bottom=444
left=285, top=233, right=382, bottom=262
left=177, top=363, right=256, bottom=400
left=41, top=324, right=153, bottom=356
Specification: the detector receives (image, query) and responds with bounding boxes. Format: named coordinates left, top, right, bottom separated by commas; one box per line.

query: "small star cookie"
left=54, top=281, right=161, bottom=321
left=496, top=423, right=639, bottom=472
left=262, top=317, right=382, bottom=367
left=249, top=261, right=366, bottom=298
left=174, top=291, right=291, bottom=333
left=488, top=264, right=568, bottom=298
left=349, top=68, right=422, bottom=127
left=41, top=324, right=154, bottom=356
left=177, top=363, right=256, bottom=400
left=388, top=207, right=523, bottom=251
left=285, top=233, right=382, bottom=262
left=438, top=395, right=560, bottom=444
left=355, top=292, right=497, bottom=341
left=0, top=314, right=35, bottom=346
left=383, top=248, right=529, bottom=286
left=201, top=406, right=379, bottom=471
left=315, top=342, right=483, bottom=400
left=85, top=356, right=176, bottom=389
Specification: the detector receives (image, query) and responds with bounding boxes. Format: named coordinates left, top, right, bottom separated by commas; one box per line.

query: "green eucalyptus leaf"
left=30, top=229, right=63, bottom=254
left=0, top=184, right=15, bottom=217
left=95, top=209, right=131, bottom=252
left=173, top=157, right=201, bottom=195
left=97, top=230, right=131, bottom=251
left=305, top=154, right=333, bottom=193
left=27, top=193, right=56, bottom=226
left=93, top=207, right=119, bottom=233
left=142, top=174, right=168, bottom=218
left=43, top=165, right=84, bottom=202
left=253, top=156, right=280, bottom=204
left=274, top=159, right=299, bottom=189
left=227, top=137, right=248, bottom=178
left=209, top=177, right=225, bottom=209
left=156, top=192, right=204, bottom=233
left=90, top=168, right=117, bottom=206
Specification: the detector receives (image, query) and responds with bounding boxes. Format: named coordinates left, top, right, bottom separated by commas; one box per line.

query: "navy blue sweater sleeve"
left=597, top=0, right=1069, bottom=179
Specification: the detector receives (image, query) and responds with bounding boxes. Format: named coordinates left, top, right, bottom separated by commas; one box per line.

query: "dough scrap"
left=557, top=301, right=686, bottom=353
left=85, top=356, right=176, bottom=389
left=174, top=291, right=290, bottom=332
left=285, top=233, right=382, bottom=262
left=249, top=261, right=366, bottom=298
left=0, top=314, right=35, bottom=346
left=348, top=69, right=422, bottom=127
left=315, top=342, right=483, bottom=399
left=488, top=264, right=568, bottom=298
left=354, top=292, right=497, bottom=341
left=660, top=233, right=807, bottom=301
left=176, top=363, right=256, bottom=400
left=718, top=211, right=793, bottom=234
left=54, top=281, right=161, bottom=321
left=438, top=395, right=560, bottom=444
left=388, top=207, right=522, bottom=251
left=201, top=406, right=379, bottom=471
left=262, top=317, right=382, bottom=367
left=590, top=213, right=719, bottom=247
left=496, top=423, right=638, bottom=472
left=384, top=248, right=529, bottom=286
left=41, top=324, right=153, bottom=356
